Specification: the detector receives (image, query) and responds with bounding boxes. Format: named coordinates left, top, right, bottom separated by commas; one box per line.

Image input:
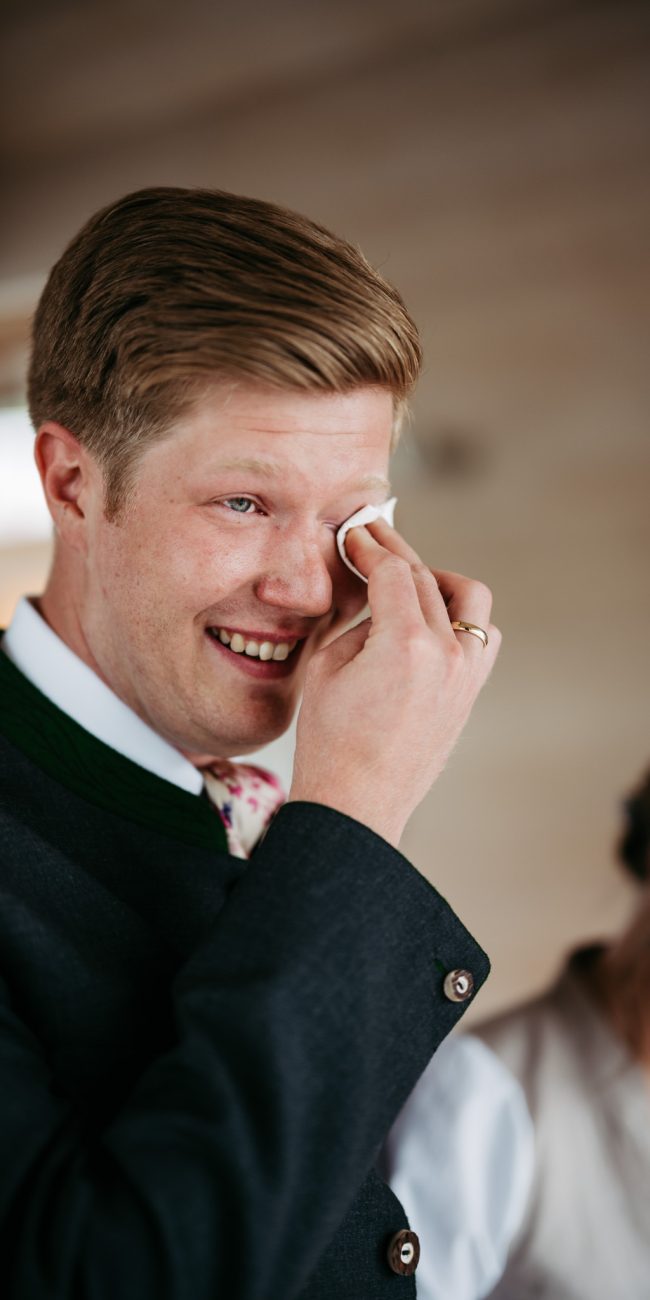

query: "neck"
left=38, top=556, right=104, bottom=681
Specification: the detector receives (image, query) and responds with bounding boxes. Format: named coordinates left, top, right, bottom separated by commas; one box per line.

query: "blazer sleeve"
left=0, top=800, right=489, bottom=1300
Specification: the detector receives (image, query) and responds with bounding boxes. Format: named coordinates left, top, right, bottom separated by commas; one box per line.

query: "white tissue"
left=336, top=497, right=397, bottom=582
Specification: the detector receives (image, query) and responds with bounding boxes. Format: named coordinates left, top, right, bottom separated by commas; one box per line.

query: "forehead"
left=155, top=383, right=395, bottom=489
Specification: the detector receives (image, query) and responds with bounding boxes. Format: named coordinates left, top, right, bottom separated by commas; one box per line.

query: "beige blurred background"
left=1, top=0, right=648, bottom=1018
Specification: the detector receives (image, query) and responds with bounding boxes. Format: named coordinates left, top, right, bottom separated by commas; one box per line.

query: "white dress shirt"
left=3, top=595, right=534, bottom=1299
left=384, top=1033, right=535, bottom=1299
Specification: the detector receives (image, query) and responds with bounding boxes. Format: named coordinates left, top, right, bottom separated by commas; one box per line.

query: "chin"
left=180, top=710, right=294, bottom=759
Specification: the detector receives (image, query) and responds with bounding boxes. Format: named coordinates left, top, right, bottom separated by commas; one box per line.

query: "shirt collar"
left=3, top=597, right=203, bottom=796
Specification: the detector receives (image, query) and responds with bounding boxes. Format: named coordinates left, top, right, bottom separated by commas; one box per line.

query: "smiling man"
left=0, top=188, right=499, bottom=1299
left=37, top=384, right=395, bottom=759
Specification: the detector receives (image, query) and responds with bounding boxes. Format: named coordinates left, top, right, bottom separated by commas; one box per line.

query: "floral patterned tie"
left=200, top=758, right=285, bottom=859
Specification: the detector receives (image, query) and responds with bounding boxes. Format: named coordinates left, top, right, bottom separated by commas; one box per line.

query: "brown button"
left=443, top=968, right=474, bottom=1003
left=387, top=1229, right=420, bottom=1276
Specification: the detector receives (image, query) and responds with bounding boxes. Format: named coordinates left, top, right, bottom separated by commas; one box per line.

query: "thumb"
left=308, top=615, right=371, bottom=677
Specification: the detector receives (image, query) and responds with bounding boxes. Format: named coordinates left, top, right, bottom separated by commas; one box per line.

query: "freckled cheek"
left=146, top=529, right=263, bottom=610
left=90, top=523, right=185, bottom=621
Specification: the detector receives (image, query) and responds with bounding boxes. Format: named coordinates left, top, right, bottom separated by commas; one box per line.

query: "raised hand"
left=288, top=519, right=501, bottom=850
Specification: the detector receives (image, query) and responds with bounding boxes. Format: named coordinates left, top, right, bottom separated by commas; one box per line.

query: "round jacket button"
left=443, top=968, right=474, bottom=1003
left=387, top=1228, right=420, bottom=1276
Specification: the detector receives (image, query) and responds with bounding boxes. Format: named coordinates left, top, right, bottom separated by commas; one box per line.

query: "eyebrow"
left=211, top=457, right=391, bottom=497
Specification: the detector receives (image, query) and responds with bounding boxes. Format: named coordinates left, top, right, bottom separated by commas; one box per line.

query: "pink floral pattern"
left=201, top=759, right=285, bottom=858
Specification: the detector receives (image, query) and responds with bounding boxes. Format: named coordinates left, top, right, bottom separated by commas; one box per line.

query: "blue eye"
left=223, top=497, right=259, bottom=514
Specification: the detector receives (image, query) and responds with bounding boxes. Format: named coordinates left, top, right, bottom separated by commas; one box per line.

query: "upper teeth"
left=215, top=629, right=298, bottom=661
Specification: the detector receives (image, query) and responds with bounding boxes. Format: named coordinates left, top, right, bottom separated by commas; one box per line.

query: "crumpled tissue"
left=336, top=497, right=397, bottom=582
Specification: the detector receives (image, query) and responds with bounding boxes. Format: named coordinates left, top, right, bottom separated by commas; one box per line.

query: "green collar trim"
left=0, top=645, right=228, bottom=853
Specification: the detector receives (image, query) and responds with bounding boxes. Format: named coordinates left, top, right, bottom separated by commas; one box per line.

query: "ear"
left=34, top=422, right=100, bottom=550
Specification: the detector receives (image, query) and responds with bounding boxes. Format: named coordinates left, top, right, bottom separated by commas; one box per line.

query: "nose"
left=254, top=525, right=335, bottom=618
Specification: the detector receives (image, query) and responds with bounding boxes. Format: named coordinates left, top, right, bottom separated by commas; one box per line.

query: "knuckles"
left=395, top=629, right=434, bottom=661
left=462, top=577, right=493, bottom=605
left=411, top=560, right=436, bottom=583
left=394, top=626, right=463, bottom=674
left=374, top=552, right=411, bottom=574
left=475, top=580, right=493, bottom=605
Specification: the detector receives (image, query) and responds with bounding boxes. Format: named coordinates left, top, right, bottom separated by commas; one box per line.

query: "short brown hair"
left=28, top=186, right=421, bottom=516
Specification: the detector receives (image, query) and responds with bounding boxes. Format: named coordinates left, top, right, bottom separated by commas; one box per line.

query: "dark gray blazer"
left=0, top=649, right=489, bottom=1298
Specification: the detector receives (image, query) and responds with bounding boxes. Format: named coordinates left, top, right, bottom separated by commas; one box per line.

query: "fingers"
left=315, top=615, right=371, bottom=673
left=344, top=518, right=500, bottom=666
left=344, top=524, right=453, bottom=640
left=431, top=567, right=492, bottom=626
left=365, top=522, right=496, bottom=651
left=429, top=567, right=496, bottom=661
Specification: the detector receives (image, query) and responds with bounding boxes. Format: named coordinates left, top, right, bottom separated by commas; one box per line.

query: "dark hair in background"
left=618, top=768, right=650, bottom=883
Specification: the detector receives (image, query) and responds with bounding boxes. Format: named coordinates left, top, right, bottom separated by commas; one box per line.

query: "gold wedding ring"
left=451, top=620, right=489, bottom=649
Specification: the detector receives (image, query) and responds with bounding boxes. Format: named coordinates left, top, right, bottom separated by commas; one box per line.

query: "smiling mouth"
left=206, top=626, right=304, bottom=663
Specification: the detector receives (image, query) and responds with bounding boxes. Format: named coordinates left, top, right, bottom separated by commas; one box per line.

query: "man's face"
left=78, top=384, right=394, bottom=757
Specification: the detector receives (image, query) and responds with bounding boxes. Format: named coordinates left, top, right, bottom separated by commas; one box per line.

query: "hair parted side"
left=28, top=187, right=422, bottom=517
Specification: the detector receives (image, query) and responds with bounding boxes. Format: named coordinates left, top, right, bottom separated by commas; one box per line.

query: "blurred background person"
left=385, top=765, right=650, bottom=1299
